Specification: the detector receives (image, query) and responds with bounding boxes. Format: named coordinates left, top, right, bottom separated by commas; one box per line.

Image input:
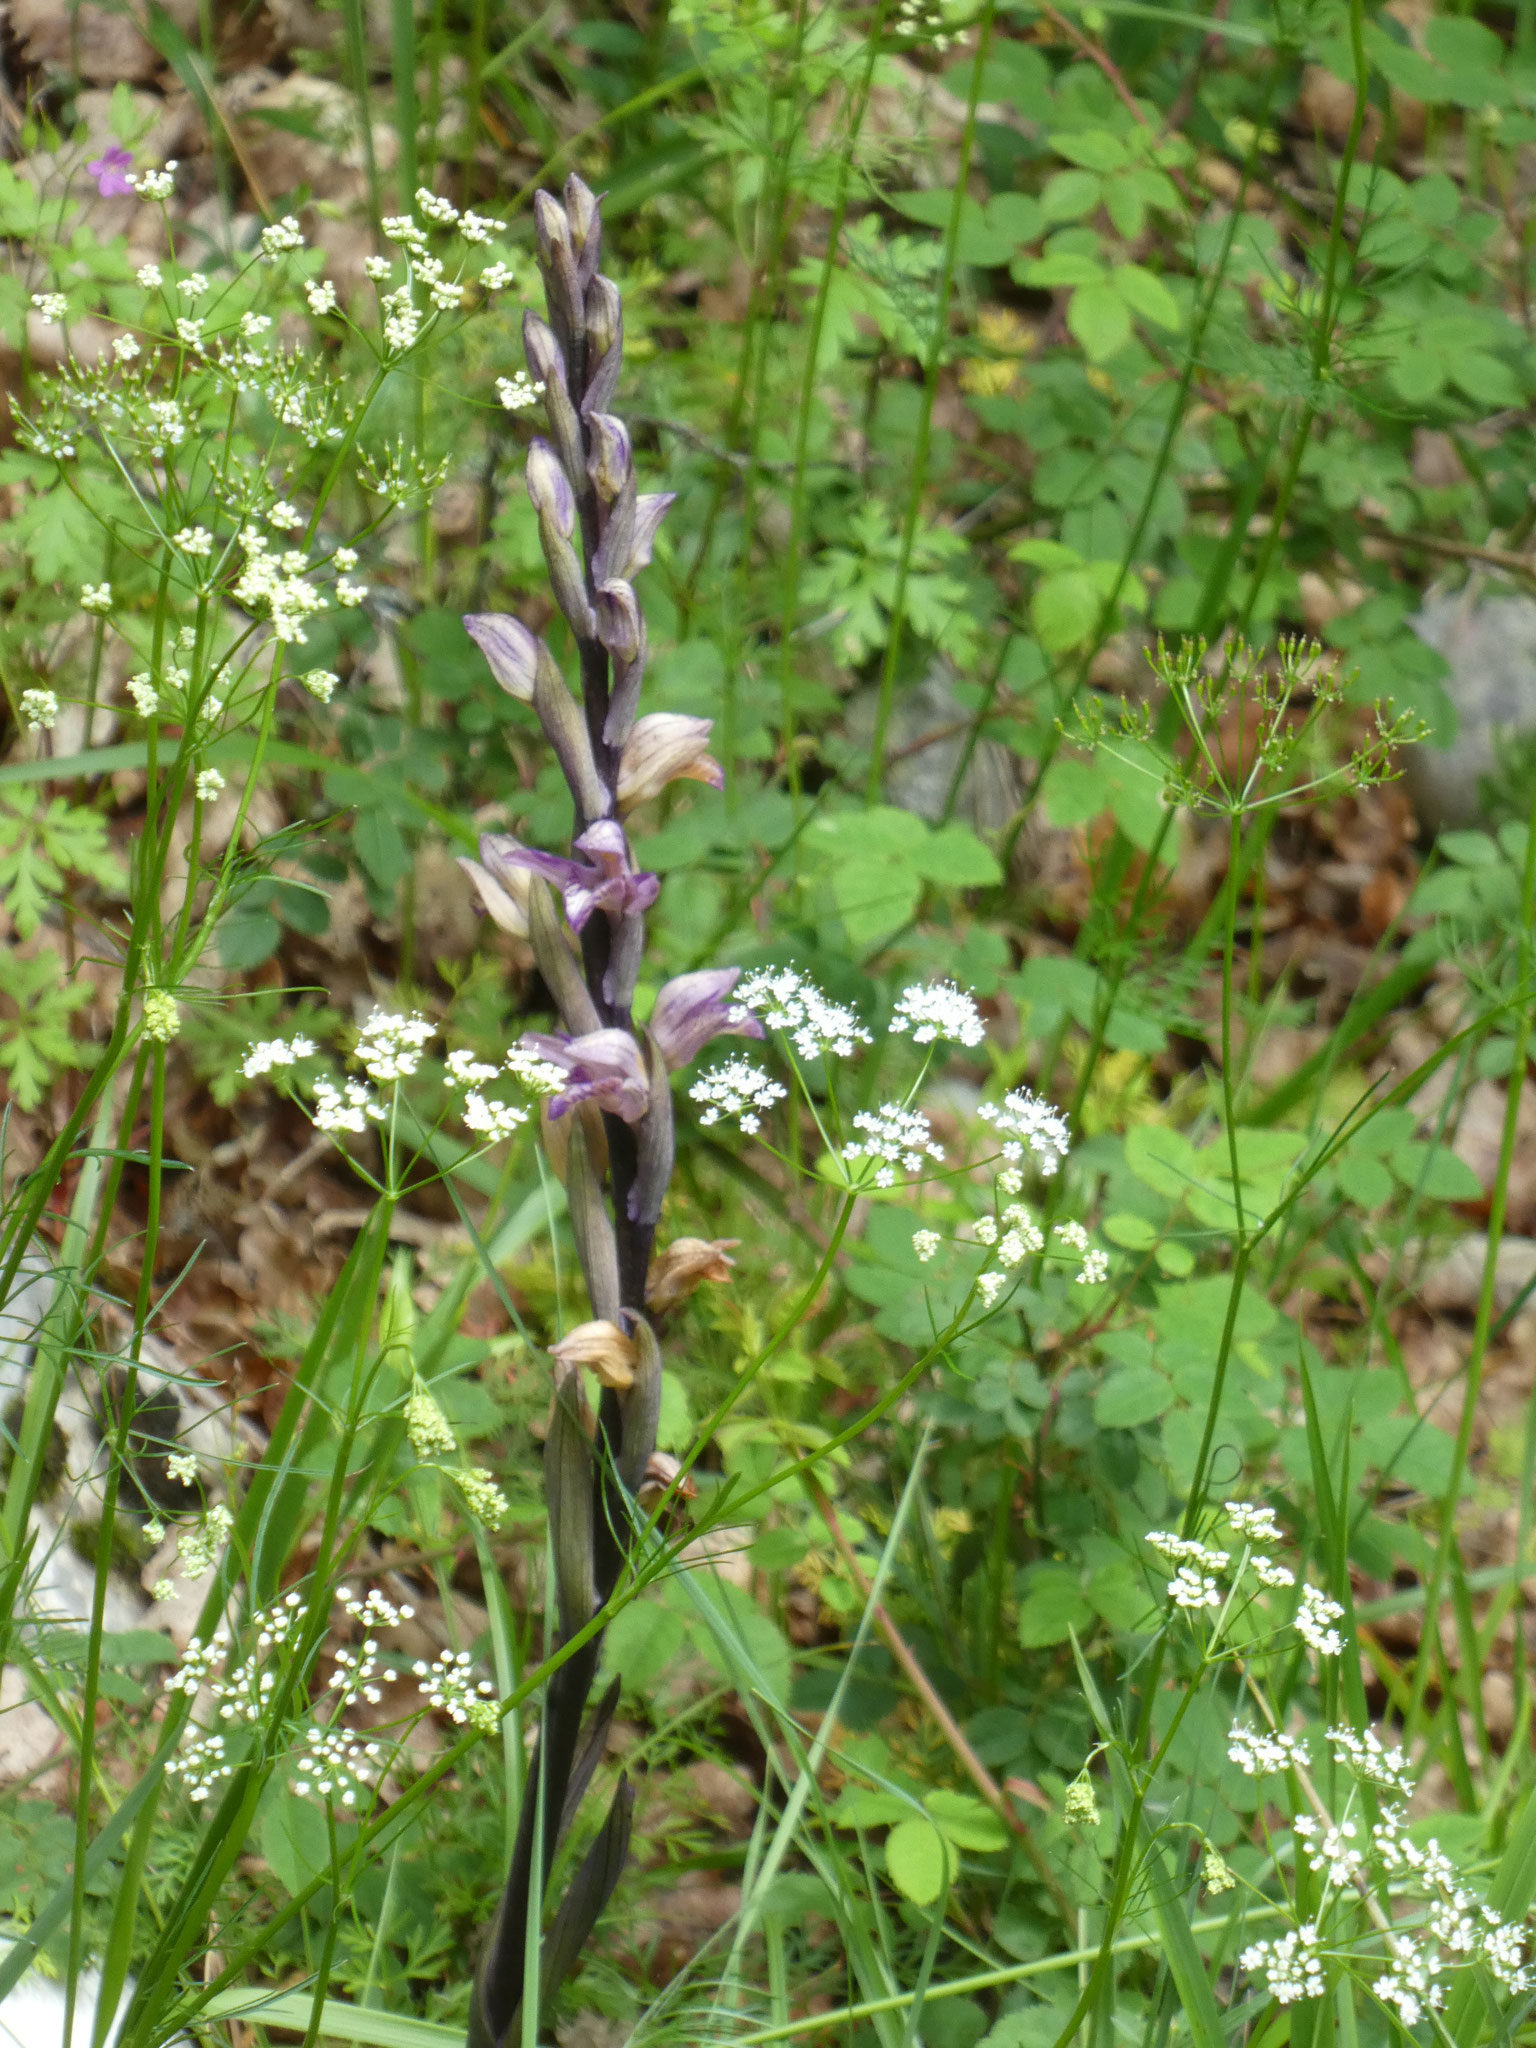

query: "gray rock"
left=846, top=660, right=1022, bottom=830
left=1406, top=588, right=1536, bottom=832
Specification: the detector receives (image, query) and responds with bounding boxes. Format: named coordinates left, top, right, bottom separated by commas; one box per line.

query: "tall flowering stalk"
left=460, top=177, right=756, bottom=2046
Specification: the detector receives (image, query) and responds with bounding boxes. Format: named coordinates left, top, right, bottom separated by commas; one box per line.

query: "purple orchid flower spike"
left=522, top=1028, right=650, bottom=1122
left=649, top=969, right=763, bottom=1072
left=481, top=823, right=658, bottom=934
left=86, top=146, right=134, bottom=198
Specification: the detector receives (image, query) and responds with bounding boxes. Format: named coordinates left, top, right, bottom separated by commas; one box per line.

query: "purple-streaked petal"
left=524, top=1028, right=649, bottom=1123
left=464, top=613, right=540, bottom=702
left=573, top=819, right=630, bottom=873
left=526, top=438, right=575, bottom=536
left=625, top=493, right=675, bottom=577
left=649, top=968, right=764, bottom=1071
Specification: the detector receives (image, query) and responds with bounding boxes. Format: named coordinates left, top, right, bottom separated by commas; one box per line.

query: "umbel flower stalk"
left=461, top=177, right=757, bottom=2048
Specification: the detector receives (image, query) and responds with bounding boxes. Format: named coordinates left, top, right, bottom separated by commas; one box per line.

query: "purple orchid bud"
left=593, top=580, right=642, bottom=664
left=522, top=310, right=566, bottom=390
left=649, top=969, right=764, bottom=1072
left=523, top=1028, right=650, bottom=1123
left=583, top=278, right=623, bottom=415
left=617, top=714, right=723, bottom=814
left=525, top=439, right=575, bottom=538
left=534, top=191, right=584, bottom=349
left=87, top=146, right=135, bottom=198
left=457, top=855, right=532, bottom=938
left=565, top=175, right=603, bottom=286
left=625, top=494, right=676, bottom=578
left=463, top=613, right=540, bottom=702
left=586, top=415, right=632, bottom=505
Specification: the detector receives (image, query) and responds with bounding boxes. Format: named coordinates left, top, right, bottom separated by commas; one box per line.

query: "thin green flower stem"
left=300, top=1806, right=348, bottom=2048
left=1406, top=769, right=1536, bottom=1745
left=64, top=1042, right=165, bottom=2048
left=776, top=19, right=885, bottom=809
left=865, top=0, right=996, bottom=806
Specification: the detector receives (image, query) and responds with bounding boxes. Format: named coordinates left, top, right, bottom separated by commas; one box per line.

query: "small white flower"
left=172, top=525, right=214, bottom=557
left=978, top=1086, right=1070, bottom=1179
left=355, top=1010, right=434, bottom=1083
left=1227, top=1723, right=1307, bottom=1777
left=462, top=1091, right=527, bottom=1140
left=1225, top=1501, right=1282, bottom=1545
left=178, top=272, right=209, bottom=299
left=404, top=1383, right=456, bottom=1457
left=364, top=256, right=393, bottom=282
left=1295, top=1583, right=1346, bottom=1658
left=136, top=262, right=164, bottom=289
left=446, top=1049, right=499, bottom=1088
left=689, top=1056, right=787, bottom=1135
left=242, top=1034, right=317, bottom=1079
left=1169, top=1565, right=1222, bottom=1611
left=912, top=1229, right=942, bottom=1263
left=260, top=216, right=305, bottom=258
left=312, top=1078, right=385, bottom=1133
left=460, top=211, right=495, bottom=244
left=194, top=768, right=225, bottom=801
left=241, top=311, right=273, bottom=338
left=1147, top=1531, right=1228, bottom=1572
left=302, top=668, right=338, bottom=703
left=150, top=1577, right=177, bottom=1603
left=890, top=980, right=985, bottom=1047
left=31, top=292, right=68, bottom=323
left=842, top=1103, right=943, bottom=1188
left=735, top=967, right=872, bottom=1061
left=130, top=163, right=178, bottom=202
left=175, top=317, right=205, bottom=350
left=334, top=547, right=358, bottom=571
left=976, top=1271, right=1008, bottom=1307
left=496, top=371, right=545, bottom=412
left=20, top=688, right=59, bottom=731
left=503, top=1047, right=567, bottom=1096
left=113, top=334, right=141, bottom=363
left=1324, top=1724, right=1415, bottom=1796
left=81, top=582, right=113, bottom=613
left=1250, top=1556, right=1295, bottom=1590
left=1077, top=1247, right=1108, bottom=1285
left=415, top=187, right=460, bottom=224
left=336, top=578, right=367, bottom=607
left=458, top=1468, right=506, bottom=1528
left=126, top=674, right=159, bottom=717
left=1239, top=1925, right=1325, bottom=2006
left=268, top=500, right=303, bottom=530
left=306, top=280, right=338, bottom=315
left=166, top=1450, right=198, bottom=1485
left=480, top=261, right=515, bottom=291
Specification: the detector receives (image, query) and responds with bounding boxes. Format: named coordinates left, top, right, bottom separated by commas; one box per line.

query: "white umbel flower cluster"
left=415, top=1647, right=500, bottom=1734
left=355, top=1009, right=434, bottom=1083
left=690, top=1056, right=787, bottom=1134
left=242, top=1034, right=317, bottom=1078
left=1324, top=1724, right=1415, bottom=1796
left=1225, top=1501, right=1283, bottom=1545
left=735, top=967, right=872, bottom=1061
left=1294, top=1583, right=1346, bottom=1658
left=978, top=1085, right=1070, bottom=1184
left=843, top=1103, right=943, bottom=1187
left=1240, top=1925, right=1326, bottom=2005
left=1226, top=1724, right=1307, bottom=1777
left=312, top=1078, right=385, bottom=1132
left=890, top=980, right=985, bottom=1047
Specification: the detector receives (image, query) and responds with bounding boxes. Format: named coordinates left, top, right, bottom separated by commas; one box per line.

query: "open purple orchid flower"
left=649, top=969, right=763, bottom=1071
left=480, top=821, right=658, bottom=934
left=86, top=146, right=134, bottom=198
left=522, top=1028, right=650, bottom=1122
